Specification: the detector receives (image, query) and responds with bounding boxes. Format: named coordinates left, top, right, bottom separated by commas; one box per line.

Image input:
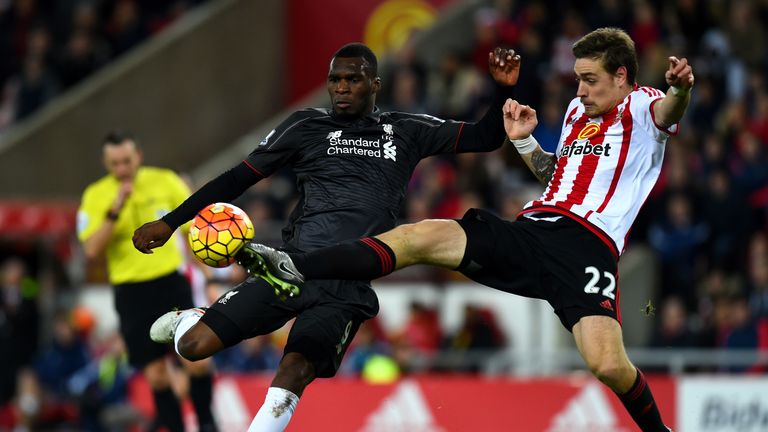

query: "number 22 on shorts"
left=583, top=266, right=616, bottom=300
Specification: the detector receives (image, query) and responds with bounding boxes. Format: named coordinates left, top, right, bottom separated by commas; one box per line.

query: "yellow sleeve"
left=77, top=186, right=109, bottom=242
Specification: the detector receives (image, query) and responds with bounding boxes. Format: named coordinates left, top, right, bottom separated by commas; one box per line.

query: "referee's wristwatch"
left=106, top=209, right=120, bottom=221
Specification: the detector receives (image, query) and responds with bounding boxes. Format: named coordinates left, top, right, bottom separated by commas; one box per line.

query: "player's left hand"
left=488, top=47, right=521, bottom=86
left=665, top=56, right=694, bottom=90
left=132, top=220, right=172, bottom=254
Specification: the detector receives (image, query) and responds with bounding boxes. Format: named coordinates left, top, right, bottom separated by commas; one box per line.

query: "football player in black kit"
left=133, top=42, right=519, bottom=431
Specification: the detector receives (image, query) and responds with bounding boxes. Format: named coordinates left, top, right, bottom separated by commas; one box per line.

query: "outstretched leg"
left=573, top=316, right=670, bottom=432
left=239, top=219, right=466, bottom=286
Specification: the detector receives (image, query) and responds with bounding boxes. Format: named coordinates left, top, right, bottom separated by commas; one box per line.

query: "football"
left=188, top=202, right=255, bottom=267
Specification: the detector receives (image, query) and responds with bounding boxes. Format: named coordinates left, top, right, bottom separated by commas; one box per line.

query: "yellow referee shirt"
left=77, top=166, right=191, bottom=285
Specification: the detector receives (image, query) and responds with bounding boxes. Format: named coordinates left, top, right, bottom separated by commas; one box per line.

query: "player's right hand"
left=488, top=47, right=521, bottom=86
left=133, top=220, right=172, bottom=254
left=503, top=98, right=537, bottom=140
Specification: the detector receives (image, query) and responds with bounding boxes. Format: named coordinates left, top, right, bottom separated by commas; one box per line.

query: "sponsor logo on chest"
left=559, top=122, right=613, bottom=158
left=326, top=124, right=397, bottom=161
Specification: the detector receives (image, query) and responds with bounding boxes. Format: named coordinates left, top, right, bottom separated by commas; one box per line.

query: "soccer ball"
left=188, top=202, right=255, bottom=267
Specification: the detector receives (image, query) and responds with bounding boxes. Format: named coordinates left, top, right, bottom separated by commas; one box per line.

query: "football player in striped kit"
left=241, top=28, right=692, bottom=431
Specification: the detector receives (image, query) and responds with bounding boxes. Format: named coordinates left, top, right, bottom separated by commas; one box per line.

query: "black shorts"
left=201, top=276, right=379, bottom=378
left=113, top=271, right=194, bottom=368
left=456, top=208, right=620, bottom=331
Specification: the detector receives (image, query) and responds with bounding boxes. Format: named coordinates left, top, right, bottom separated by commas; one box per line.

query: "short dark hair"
left=572, top=27, right=638, bottom=84
left=333, top=42, right=378, bottom=76
left=103, top=130, right=136, bottom=147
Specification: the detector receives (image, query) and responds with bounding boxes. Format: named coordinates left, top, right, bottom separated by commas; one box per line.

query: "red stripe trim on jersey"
left=596, top=96, right=633, bottom=214
left=542, top=111, right=587, bottom=203
left=361, top=237, right=392, bottom=274
left=558, top=107, right=619, bottom=210
left=621, top=188, right=656, bottom=255
left=649, top=98, right=679, bottom=136
left=615, top=269, right=622, bottom=325
left=518, top=205, right=620, bottom=259
left=242, top=160, right=265, bottom=177
left=452, top=122, right=466, bottom=153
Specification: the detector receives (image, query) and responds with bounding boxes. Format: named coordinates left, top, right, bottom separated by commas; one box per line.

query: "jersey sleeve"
left=400, top=114, right=465, bottom=158
left=410, top=84, right=513, bottom=157
left=76, top=186, right=108, bottom=242
left=243, top=110, right=316, bottom=177
left=634, top=87, right=678, bottom=141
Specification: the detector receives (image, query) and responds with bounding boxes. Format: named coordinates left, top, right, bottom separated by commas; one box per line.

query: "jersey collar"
left=329, top=106, right=382, bottom=126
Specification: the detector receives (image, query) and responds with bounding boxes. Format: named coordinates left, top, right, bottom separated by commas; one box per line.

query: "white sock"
left=247, top=387, right=299, bottom=432
left=173, top=308, right=203, bottom=356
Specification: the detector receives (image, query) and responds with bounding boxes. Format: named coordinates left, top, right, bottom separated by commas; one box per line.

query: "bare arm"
left=502, top=98, right=556, bottom=185
left=520, top=146, right=557, bottom=185
left=653, top=56, right=695, bottom=129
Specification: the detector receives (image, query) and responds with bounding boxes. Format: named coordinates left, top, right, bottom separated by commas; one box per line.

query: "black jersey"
left=245, top=107, right=504, bottom=251
left=161, top=86, right=513, bottom=251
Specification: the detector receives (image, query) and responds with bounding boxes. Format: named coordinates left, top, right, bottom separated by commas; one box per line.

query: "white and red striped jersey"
left=520, top=86, right=677, bottom=258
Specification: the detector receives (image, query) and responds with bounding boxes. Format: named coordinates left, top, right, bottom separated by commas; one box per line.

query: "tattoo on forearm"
left=530, top=148, right=557, bottom=185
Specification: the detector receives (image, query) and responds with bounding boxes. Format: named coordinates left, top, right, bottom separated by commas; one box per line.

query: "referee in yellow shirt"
left=77, top=131, right=216, bottom=432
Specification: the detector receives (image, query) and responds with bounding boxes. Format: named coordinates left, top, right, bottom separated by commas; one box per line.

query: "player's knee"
left=399, top=220, right=446, bottom=256
left=177, top=332, right=209, bottom=361
left=586, top=357, right=632, bottom=389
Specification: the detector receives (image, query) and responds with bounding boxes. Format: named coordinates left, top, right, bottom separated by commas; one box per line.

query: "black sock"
left=190, top=374, right=217, bottom=431
left=152, top=387, right=184, bottom=432
left=617, top=369, right=668, bottom=432
left=291, top=237, right=396, bottom=280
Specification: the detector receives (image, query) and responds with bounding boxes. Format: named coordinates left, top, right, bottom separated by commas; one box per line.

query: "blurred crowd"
left=0, top=0, right=207, bottom=131
left=239, top=0, right=768, bottom=372
left=2, top=0, right=768, bottom=429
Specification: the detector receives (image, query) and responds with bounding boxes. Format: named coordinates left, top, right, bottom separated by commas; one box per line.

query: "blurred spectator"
left=748, top=233, right=768, bottom=318
left=13, top=54, right=58, bottom=120
left=726, top=0, right=766, bottom=73
left=56, top=28, right=109, bottom=89
left=105, top=0, right=147, bottom=57
left=584, top=0, right=629, bottom=29
left=550, top=10, right=585, bottom=82
left=66, top=334, right=137, bottom=431
left=0, top=0, right=207, bottom=130
left=748, top=86, right=768, bottom=139
left=392, top=302, right=442, bottom=373
left=718, top=292, right=768, bottom=373
left=34, top=312, right=91, bottom=397
left=649, top=296, right=699, bottom=348
left=648, top=193, right=709, bottom=307
left=629, top=0, right=660, bottom=55
left=730, top=130, right=768, bottom=199
left=384, top=66, right=428, bottom=113
left=214, top=335, right=281, bottom=373
left=470, top=8, right=501, bottom=72
left=443, top=304, right=506, bottom=372
left=687, top=78, right=721, bottom=135
left=340, top=318, right=391, bottom=376
left=702, top=169, right=752, bottom=270
left=670, top=0, right=714, bottom=53
left=0, top=258, right=40, bottom=407
left=426, top=50, right=485, bottom=120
